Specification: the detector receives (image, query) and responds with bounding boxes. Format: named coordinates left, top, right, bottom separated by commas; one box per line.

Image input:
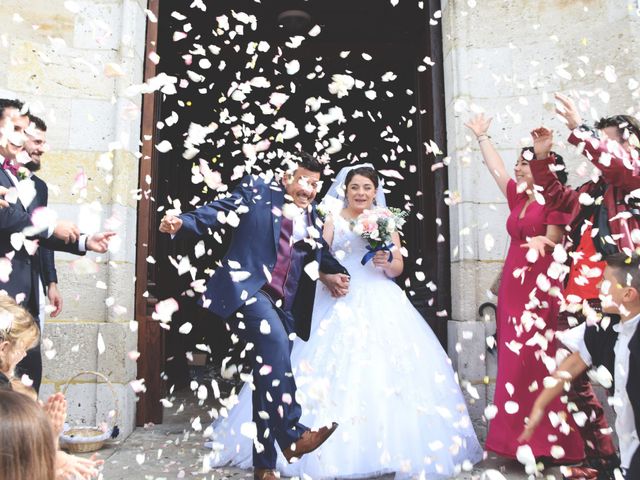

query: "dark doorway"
left=136, top=0, right=449, bottom=425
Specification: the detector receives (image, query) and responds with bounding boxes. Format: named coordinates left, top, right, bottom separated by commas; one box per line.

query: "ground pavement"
left=91, top=392, right=563, bottom=480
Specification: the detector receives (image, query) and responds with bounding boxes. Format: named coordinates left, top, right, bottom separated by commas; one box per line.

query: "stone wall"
left=441, top=0, right=640, bottom=437
left=0, top=0, right=147, bottom=437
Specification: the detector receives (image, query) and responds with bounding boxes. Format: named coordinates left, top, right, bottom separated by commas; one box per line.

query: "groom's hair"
left=297, top=151, right=324, bottom=174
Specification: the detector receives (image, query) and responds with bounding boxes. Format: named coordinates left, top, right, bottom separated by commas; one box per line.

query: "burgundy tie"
left=2, top=158, right=18, bottom=176
left=263, top=216, right=294, bottom=300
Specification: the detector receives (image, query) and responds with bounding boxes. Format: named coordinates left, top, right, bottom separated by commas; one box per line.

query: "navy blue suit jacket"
left=0, top=169, right=80, bottom=314
left=175, top=174, right=348, bottom=341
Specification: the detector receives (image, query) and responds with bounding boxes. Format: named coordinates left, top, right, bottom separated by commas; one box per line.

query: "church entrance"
left=135, top=0, right=449, bottom=425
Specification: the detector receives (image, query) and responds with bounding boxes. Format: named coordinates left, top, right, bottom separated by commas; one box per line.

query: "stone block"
left=106, top=204, right=138, bottom=264
left=42, top=322, right=99, bottom=382
left=462, top=383, right=488, bottom=441
left=73, top=2, right=123, bottom=51
left=18, top=95, right=72, bottom=150
left=120, top=0, right=148, bottom=60
left=61, top=382, right=99, bottom=427
left=115, top=97, right=143, bottom=154
left=51, top=259, right=108, bottom=321
left=96, top=322, right=137, bottom=383
left=0, top=1, right=75, bottom=45
left=6, top=39, right=117, bottom=99
left=447, top=320, right=487, bottom=382
left=105, top=261, right=136, bottom=322
left=38, top=151, right=112, bottom=205
left=111, top=149, right=141, bottom=208
left=451, top=260, right=478, bottom=321
left=69, top=98, right=117, bottom=151
left=97, top=382, right=137, bottom=439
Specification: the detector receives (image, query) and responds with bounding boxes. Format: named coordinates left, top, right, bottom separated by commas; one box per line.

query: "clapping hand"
left=159, top=214, right=183, bottom=234
left=555, top=93, right=582, bottom=130
left=464, top=113, right=493, bottom=138
left=530, top=127, right=554, bottom=160
left=86, top=232, right=116, bottom=253
left=43, top=392, right=67, bottom=439
left=321, top=273, right=350, bottom=298
left=56, top=451, right=104, bottom=480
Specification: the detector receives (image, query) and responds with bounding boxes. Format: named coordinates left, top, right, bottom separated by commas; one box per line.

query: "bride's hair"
left=344, top=166, right=378, bottom=189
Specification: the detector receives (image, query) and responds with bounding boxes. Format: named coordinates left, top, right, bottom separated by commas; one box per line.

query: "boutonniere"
left=17, top=166, right=30, bottom=181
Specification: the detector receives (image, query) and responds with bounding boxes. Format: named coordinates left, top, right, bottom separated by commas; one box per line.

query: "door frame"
left=134, top=0, right=449, bottom=424
left=134, top=0, right=163, bottom=426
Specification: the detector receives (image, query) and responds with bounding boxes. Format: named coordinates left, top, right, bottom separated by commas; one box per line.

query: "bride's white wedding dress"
left=208, top=215, right=483, bottom=479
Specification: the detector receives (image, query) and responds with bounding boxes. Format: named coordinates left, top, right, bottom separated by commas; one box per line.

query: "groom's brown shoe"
left=254, top=469, right=279, bottom=480
left=282, top=422, right=339, bottom=463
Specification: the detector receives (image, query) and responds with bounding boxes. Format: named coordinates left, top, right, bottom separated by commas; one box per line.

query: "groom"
left=160, top=152, right=349, bottom=479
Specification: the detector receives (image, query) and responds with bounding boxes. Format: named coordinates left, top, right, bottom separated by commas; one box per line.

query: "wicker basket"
left=59, top=371, right=119, bottom=454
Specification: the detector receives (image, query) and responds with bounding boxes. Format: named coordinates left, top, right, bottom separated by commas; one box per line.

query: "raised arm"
left=465, top=114, right=511, bottom=198
left=529, top=126, right=579, bottom=214
left=556, top=92, right=640, bottom=191
left=160, top=175, right=255, bottom=238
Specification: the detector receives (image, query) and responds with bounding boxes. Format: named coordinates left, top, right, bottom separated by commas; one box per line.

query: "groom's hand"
left=159, top=215, right=183, bottom=234
left=320, top=272, right=350, bottom=298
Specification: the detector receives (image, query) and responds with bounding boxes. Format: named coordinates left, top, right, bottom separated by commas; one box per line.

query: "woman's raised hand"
left=464, top=113, right=493, bottom=138
left=555, top=93, right=582, bottom=130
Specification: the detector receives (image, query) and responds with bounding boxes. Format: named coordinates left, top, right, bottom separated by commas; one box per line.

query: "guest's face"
left=601, top=126, right=633, bottom=153
left=514, top=156, right=533, bottom=187
left=598, top=266, right=636, bottom=315
left=0, top=340, right=28, bottom=375
left=24, top=127, right=47, bottom=171
left=0, top=108, right=29, bottom=160
left=346, top=174, right=377, bottom=212
left=285, top=166, right=321, bottom=209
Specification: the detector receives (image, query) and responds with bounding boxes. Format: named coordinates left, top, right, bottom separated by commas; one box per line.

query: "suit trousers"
left=233, top=291, right=307, bottom=469
left=558, top=303, right=617, bottom=461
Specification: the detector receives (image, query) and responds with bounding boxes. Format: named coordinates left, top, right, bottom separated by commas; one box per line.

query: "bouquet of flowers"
left=351, top=207, right=408, bottom=265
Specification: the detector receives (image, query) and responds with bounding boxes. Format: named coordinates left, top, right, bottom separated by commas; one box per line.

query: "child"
left=0, top=295, right=103, bottom=479
left=519, top=252, right=640, bottom=479
left=0, top=294, right=40, bottom=388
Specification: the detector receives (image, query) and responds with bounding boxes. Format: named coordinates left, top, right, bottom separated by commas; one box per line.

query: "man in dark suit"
left=160, top=153, right=349, bottom=480
left=0, top=98, right=114, bottom=391
left=23, top=114, right=63, bottom=323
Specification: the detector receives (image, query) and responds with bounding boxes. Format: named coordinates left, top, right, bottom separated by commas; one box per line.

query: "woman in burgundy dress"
left=465, top=114, right=585, bottom=463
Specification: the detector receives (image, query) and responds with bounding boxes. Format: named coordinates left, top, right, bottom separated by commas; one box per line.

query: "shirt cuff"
left=46, top=223, right=55, bottom=239
left=78, top=234, right=88, bottom=252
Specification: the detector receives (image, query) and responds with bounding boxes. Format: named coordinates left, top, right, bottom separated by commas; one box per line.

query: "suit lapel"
left=0, top=168, right=27, bottom=212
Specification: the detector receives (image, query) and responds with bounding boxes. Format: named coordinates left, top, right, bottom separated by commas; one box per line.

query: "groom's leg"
left=235, top=292, right=306, bottom=468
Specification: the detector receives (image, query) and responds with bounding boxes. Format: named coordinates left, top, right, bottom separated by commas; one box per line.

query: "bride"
left=208, top=164, right=483, bottom=479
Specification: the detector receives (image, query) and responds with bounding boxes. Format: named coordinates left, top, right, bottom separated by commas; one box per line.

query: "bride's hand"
left=372, top=251, right=391, bottom=269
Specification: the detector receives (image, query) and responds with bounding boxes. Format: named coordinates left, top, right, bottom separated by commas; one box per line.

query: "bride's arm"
left=321, top=215, right=335, bottom=247
left=373, top=232, right=404, bottom=278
